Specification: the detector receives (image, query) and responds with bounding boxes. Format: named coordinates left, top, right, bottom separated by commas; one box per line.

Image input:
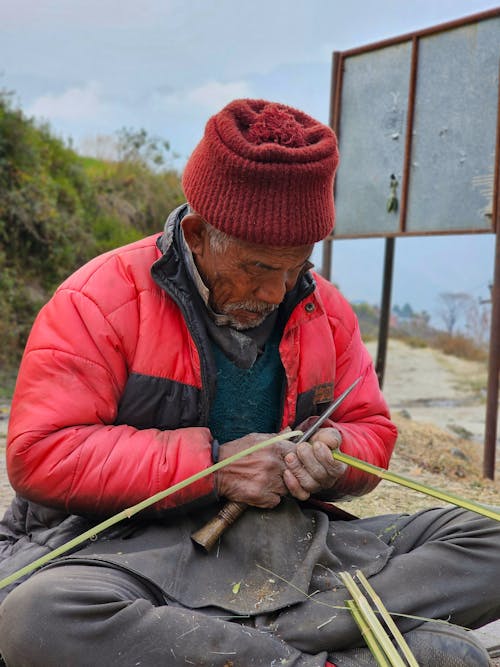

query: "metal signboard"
left=330, top=10, right=499, bottom=239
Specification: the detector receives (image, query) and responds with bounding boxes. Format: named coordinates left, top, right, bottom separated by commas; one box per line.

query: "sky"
left=1, top=0, right=498, bottom=324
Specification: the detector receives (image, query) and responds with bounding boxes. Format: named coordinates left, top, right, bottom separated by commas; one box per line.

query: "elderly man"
left=0, top=99, right=497, bottom=666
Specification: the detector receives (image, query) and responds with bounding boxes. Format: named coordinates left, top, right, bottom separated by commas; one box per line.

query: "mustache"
left=222, top=300, right=278, bottom=316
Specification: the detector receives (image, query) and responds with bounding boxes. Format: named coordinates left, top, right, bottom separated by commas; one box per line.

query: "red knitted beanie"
left=182, top=99, right=339, bottom=246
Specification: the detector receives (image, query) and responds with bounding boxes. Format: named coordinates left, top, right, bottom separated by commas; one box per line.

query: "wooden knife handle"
left=190, top=501, right=247, bottom=551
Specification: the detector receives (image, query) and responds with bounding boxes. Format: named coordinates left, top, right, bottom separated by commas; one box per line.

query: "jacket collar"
left=152, top=205, right=317, bottom=368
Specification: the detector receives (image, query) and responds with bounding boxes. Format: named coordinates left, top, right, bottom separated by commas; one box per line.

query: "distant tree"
left=116, top=127, right=175, bottom=169
left=80, top=134, right=120, bottom=161
left=464, top=298, right=490, bottom=346
left=420, top=310, right=431, bottom=326
left=437, top=292, right=472, bottom=335
left=393, top=302, right=414, bottom=319
left=81, top=130, right=178, bottom=169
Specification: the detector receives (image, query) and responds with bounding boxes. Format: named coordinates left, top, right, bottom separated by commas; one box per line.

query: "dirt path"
left=365, top=338, right=491, bottom=443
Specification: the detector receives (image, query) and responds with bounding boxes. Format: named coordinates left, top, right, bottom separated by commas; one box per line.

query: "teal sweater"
left=208, top=330, right=285, bottom=445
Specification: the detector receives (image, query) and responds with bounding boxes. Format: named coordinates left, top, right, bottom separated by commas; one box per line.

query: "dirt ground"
left=338, top=339, right=500, bottom=518
left=0, top=338, right=499, bottom=657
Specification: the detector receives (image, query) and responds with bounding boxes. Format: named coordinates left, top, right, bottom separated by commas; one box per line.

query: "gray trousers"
left=0, top=507, right=499, bottom=667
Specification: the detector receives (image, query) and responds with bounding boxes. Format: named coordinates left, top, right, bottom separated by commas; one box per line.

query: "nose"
left=254, top=273, right=292, bottom=305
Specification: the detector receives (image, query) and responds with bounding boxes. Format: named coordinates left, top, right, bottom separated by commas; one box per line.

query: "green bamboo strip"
left=333, top=451, right=500, bottom=522
left=0, top=430, right=302, bottom=590
left=346, top=600, right=392, bottom=667
left=340, top=572, right=406, bottom=666
left=355, top=570, right=418, bottom=667
left=257, top=561, right=466, bottom=637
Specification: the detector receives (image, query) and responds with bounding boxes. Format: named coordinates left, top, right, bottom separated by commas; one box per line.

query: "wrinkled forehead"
left=230, top=236, right=314, bottom=268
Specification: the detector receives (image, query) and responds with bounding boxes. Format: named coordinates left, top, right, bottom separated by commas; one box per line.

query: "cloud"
left=156, top=79, right=253, bottom=114
left=186, top=80, right=253, bottom=109
left=27, top=81, right=104, bottom=122
left=1, top=0, right=174, bottom=29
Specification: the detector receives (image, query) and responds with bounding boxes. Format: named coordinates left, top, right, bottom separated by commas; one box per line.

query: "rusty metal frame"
left=328, top=6, right=500, bottom=240
left=484, top=57, right=500, bottom=478
left=322, top=8, right=500, bottom=479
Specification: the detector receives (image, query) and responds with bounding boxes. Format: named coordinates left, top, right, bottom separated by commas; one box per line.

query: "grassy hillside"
left=0, top=92, right=184, bottom=392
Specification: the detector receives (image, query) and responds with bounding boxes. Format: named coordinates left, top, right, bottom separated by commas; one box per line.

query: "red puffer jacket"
left=7, top=215, right=397, bottom=518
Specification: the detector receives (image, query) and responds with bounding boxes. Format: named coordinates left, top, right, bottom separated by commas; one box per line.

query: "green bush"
left=91, top=213, right=143, bottom=252
left=0, top=92, right=184, bottom=385
left=88, top=160, right=184, bottom=239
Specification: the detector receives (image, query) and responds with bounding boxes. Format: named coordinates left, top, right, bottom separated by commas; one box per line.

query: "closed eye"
left=246, top=260, right=313, bottom=273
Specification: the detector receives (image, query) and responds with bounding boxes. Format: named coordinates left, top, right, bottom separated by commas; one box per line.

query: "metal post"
left=376, top=238, right=395, bottom=388
left=321, top=235, right=333, bottom=280
left=483, top=228, right=500, bottom=479
left=322, top=51, right=343, bottom=281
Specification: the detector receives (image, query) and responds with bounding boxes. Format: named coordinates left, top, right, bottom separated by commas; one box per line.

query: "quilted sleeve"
left=7, top=286, right=215, bottom=518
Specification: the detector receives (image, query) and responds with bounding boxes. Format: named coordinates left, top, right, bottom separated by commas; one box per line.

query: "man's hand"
left=214, top=433, right=295, bottom=508
left=283, top=427, right=346, bottom=501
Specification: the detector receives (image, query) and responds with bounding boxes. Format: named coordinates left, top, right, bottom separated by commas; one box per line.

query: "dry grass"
left=337, top=411, right=499, bottom=519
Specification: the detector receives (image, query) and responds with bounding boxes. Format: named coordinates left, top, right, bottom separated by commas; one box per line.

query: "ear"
left=181, top=214, right=207, bottom=257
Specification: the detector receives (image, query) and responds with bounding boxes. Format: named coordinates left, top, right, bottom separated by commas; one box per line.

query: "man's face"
left=182, top=215, right=314, bottom=330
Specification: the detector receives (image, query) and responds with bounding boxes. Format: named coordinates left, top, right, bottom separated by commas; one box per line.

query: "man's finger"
left=309, top=427, right=342, bottom=450
left=284, top=451, right=322, bottom=493
left=295, top=442, right=330, bottom=482
left=283, top=469, right=310, bottom=501
left=311, top=442, right=347, bottom=477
